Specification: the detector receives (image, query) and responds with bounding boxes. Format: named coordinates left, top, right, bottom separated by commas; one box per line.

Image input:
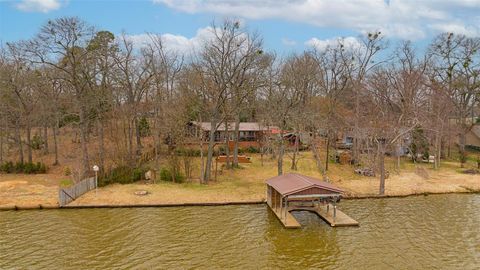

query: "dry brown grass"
left=71, top=151, right=480, bottom=206
left=0, top=174, right=65, bottom=207
left=2, top=147, right=479, bottom=207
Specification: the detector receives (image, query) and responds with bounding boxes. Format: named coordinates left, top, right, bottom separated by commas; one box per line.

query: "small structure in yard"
left=266, top=173, right=358, bottom=228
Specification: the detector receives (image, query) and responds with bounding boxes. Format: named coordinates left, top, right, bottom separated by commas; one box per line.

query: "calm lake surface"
left=1, top=194, right=479, bottom=269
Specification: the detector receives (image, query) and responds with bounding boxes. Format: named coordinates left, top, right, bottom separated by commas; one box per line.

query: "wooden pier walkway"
left=270, top=204, right=301, bottom=228
left=292, top=204, right=359, bottom=227
left=268, top=203, right=358, bottom=228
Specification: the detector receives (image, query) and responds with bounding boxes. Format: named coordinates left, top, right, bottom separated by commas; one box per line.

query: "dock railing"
left=59, top=177, right=96, bottom=206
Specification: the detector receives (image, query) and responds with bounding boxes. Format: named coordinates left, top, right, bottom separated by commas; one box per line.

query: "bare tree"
left=342, top=32, right=386, bottom=164
left=113, top=33, right=154, bottom=164
left=144, top=34, right=184, bottom=167
left=24, top=17, right=97, bottom=178
left=428, top=33, right=480, bottom=167
left=196, top=19, right=262, bottom=183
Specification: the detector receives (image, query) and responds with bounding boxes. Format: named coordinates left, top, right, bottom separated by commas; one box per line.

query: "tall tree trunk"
left=26, top=124, right=32, bottom=164
left=325, top=133, right=330, bottom=171
left=224, top=118, right=231, bottom=169
left=127, top=118, right=133, bottom=162
left=434, top=132, right=440, bottom=169
left=134, top=116, right=142, bottom=155
left=52, top=119, right=59, bottom=165
left=154, top=112, right=161, bottom=168
left=200, top=133, right=205, bottom=183
left=232, top=113, right=240, bottom=167
left=459, top=123, right=467, bottom=168
left=204, top=117, right=218, bottom=183
left=79, top=108, right=90, bottom=179
left=43, top=124, right=49, bottom=154
left=310, top=134, right=324, bottom=174
left=378, top=140, right=386, bottom=195
left=0, top=129, right=3, bottom=164
left=277, top=128, right=285, bottom=176
left=99, top=119, right=105, bottom=170
left=395, top=143, right=401, bottom=172
left=447, top=120, right=451, bottom=158
left=15, top=121, right=24, bottom=164
left=291, top=131, right=299, bottom=170
left=352, top=83, right=360, bottom=165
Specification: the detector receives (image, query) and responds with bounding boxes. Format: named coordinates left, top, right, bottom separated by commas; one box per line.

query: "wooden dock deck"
left=269, top=205, right=301, bottom=228
left=268, top=203, right=358, bottom=228
left=292, top=204, right=359, bottom=227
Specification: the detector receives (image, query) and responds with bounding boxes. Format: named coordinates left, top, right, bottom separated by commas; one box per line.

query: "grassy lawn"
left=68, top=150, right=480, bottom=206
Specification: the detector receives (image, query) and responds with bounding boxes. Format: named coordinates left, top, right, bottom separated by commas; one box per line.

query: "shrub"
left=36, top=162, right=47, bottom=173
left=466, top=145, right=480, bottom=152
left=132, top=167, right=147, bottom=181
left=244, top=146, right=260, bottom=153
left=409, top=127, right=429, bottom=162
left=64, top=166, right=72, bottom=176
left=0, top=161, right=14, bottom=173
left=15, top=162, right=25, bottom=173
left=0, top=161, right=47, bottom=174
left=99, top=165, right=148, bottom=186
left=24, top=162, right=34, bottom=174
left=159, top=167, right=185, bottom=183
left=218, top=146, right=227, bottom=155
left=138, top=116, right=150, bottom=137
left=31, top=135, right=44, bottom=150
left=159, top=167, right=171, bottom=181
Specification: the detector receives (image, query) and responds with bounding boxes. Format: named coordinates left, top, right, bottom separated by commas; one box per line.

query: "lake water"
left=1, top=194, right=479, bottom=269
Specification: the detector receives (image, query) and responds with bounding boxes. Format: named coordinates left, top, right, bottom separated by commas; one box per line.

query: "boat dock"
left=266, top=173, right=359, bottom=228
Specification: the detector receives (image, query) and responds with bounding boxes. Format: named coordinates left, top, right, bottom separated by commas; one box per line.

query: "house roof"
left=191, top=121, right=278, bottom=132
left=266, top=173, right=343, bottom=196
left=472, top=125, right=480, bottom=138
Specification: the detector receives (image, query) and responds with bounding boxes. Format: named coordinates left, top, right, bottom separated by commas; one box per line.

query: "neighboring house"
left=466, top=124, right=480, bottom=148
left=283, top=132, right=313, bottom=147
left=336, top=133, right=354, bottom=149
left=187, top=121, right=278, bottom=147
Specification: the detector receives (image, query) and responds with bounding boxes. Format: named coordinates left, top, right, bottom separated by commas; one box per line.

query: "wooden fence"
left=59, top=177, right=96, bottom=206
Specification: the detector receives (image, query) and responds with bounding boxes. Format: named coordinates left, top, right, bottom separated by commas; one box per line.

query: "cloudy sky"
left=1, top=0, right=479, bottom=53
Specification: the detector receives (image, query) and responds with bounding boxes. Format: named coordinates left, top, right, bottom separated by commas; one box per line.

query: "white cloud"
left=15, top=0, right=61, bottom=13
left=305, top=36, right=361, bottom=51
left=281, top=38, right=296, bottom=47
left=429, top=22, right=480, bottom=37
left=123, top=26, right=215, bottom=54
left=153, top=0, right=480, bottom=39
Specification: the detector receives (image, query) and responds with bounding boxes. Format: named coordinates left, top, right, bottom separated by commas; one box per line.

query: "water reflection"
left=0, top=194, right=479, bottom=269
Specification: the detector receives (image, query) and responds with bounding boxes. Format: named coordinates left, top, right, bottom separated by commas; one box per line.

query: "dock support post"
left=333, top=202, right=337, bottom=222
left=280, top=197, right=283, bottom=220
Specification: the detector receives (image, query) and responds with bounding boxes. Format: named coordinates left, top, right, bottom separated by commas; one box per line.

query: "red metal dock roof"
left=266, top=173, right=343, bottom=196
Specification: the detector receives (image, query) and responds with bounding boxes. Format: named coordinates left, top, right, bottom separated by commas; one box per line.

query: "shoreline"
left=1, top=190, right=479, bottom=211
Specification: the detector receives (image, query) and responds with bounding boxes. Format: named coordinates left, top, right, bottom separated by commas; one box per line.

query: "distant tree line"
left=0, top=17, right=479, bottom=194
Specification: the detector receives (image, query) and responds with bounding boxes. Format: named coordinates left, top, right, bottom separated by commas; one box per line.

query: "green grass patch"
left=60, top=179, right=73, bottom=187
